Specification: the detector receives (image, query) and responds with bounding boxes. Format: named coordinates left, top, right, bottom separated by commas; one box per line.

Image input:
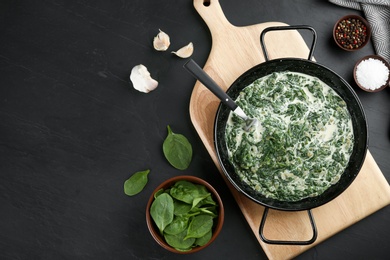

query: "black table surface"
left=1, top=0, right=389, bottom=259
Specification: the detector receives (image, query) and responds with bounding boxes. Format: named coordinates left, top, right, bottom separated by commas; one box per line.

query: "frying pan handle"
left=184, top=59, right=238, bottom=111
left=259, top=208, right=318, bottom=245
left=260, top=25, right=317, bottom=61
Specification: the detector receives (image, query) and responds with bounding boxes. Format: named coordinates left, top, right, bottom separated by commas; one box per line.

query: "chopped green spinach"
left=226, top=72, right=354, bottom=201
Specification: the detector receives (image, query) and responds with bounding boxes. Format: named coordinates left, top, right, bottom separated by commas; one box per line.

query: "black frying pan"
left=215, top=60, right=368, bottom=211
left=212, top=26, right=368, bottom=244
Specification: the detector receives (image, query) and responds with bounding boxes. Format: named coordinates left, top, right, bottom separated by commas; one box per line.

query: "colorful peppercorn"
left=335, top=17, right=368, bottom=50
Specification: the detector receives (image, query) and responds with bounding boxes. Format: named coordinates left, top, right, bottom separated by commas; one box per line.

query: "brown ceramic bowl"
left=333, top=14, right=371, bottom=51
left=146, top=175, right=224, bottom=254
left=353, top=55, right=390, bottom=92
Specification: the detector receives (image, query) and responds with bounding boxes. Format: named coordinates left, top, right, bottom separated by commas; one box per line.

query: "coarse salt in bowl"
left=353, top=55, right=390, bottom=92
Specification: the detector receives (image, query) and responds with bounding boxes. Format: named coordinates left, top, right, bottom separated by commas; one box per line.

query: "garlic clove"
left=130, top=64, right=158, bottom=93
left=171, top=42, right=194, bottom=58
left=153, top=29, right=170, bottom=51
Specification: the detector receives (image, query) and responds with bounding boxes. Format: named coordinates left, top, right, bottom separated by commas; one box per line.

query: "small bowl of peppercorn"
left=333, top=14, right=371, bottom=51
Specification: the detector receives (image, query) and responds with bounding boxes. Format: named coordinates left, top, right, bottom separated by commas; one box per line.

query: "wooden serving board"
left=189, top=0, right=390, bottom=259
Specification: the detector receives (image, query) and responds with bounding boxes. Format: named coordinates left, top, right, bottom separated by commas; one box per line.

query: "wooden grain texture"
left=189, top=0, right=390, bottom=259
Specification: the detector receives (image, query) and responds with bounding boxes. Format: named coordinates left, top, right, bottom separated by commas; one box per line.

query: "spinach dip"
left=225, top=71, right=354, bottom=202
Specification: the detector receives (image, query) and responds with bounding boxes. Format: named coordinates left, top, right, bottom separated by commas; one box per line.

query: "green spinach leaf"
left=170, top=180, right=198, bottom=204
left=190, top=205, right=217, bottom=218
left=154, top=188, right=164, bottom=199
left=195, top=229, right=212, bottom=246
left=164, top=230, right=195, bottom=250
left=196, top=194, right=217, bottom=207
left=192, top=194, right=211, bottom=209
left=185, top=214, right=213, bottom=240
left=173, top=200, right=192, bottom=216
left=150, top=193, right=174, bottom=234
left=164, top=215, right=190, bottom=235
left=123, top=169, right=150, bottom=196
left=163, top=125, right=192, bottom=170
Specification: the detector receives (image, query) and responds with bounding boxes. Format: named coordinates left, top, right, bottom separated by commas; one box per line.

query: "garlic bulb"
left=153, top=29, right=170, bottom=51
left=130, top=64, right=158, bottom=93
left=171, top=42, right=194, bottom=58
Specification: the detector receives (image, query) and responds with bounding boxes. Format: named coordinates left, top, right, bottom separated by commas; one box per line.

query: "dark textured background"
left=1, top=0, right=389, bottom=259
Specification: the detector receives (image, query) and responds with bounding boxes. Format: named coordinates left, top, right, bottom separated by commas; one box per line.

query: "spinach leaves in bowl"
left=146, top=176, right=224, bottom=254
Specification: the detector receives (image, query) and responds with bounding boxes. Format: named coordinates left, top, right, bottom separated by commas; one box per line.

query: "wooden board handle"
left=193, top=0, right=234, bottom=33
